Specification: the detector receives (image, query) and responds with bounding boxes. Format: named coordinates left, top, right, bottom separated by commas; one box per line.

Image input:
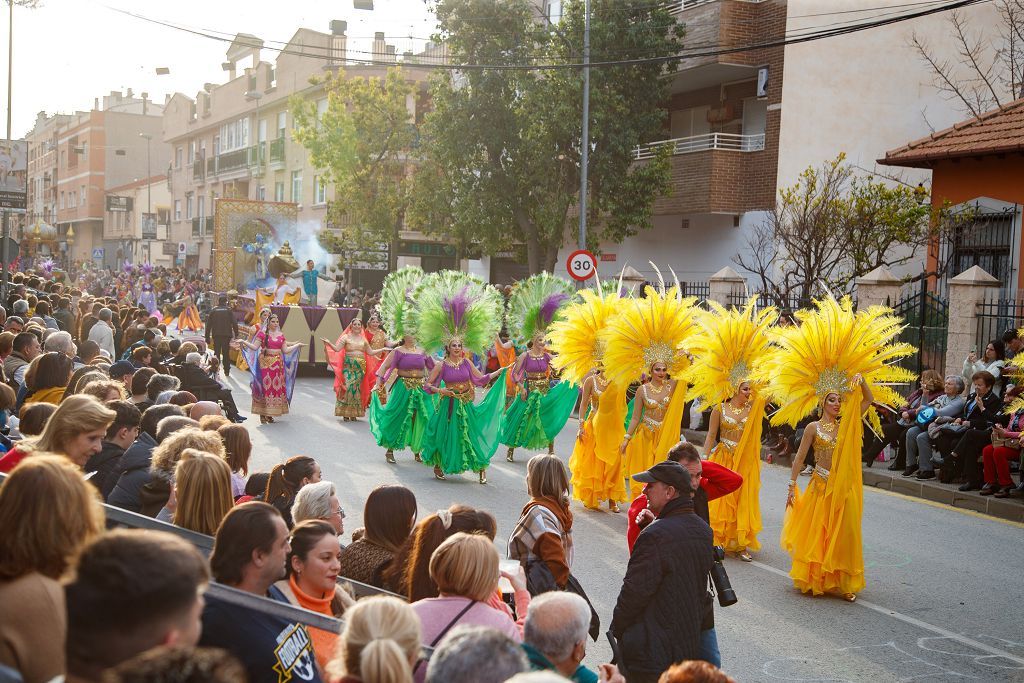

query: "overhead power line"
left=103, top=0, right=986, bottom=72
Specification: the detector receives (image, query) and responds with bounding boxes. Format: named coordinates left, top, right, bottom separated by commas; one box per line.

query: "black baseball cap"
left=108, top=360, right=136, bottom=378
left=632, top=460, right=694, bottom=494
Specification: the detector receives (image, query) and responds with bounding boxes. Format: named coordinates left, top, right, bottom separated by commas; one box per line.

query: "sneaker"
left=994, top=487, right=1011, bottom=498
left=902, top=465, right=919, bottom=477
left=800, top=465, right=813, bottom=476
left=916, top=470, right=936, bottom=480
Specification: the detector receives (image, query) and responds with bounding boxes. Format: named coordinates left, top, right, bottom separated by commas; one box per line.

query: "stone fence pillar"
left=944, top=265, right=1001, bottom=377
left=855, top=266, right=902, bottom=309
left=708, top=266, right=746, bottom=307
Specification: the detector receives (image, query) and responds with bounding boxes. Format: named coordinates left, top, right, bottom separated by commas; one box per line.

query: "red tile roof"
left=881, top=97, right=1024, bottom=167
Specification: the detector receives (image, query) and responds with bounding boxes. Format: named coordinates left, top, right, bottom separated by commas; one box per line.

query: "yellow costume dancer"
left=689, top=298, right=777, bottom=561
left=602, top=283, right=699, bottom=498
left=760, top=296, right=913, bottom=601
left=549, top=289, right=626, bottom=512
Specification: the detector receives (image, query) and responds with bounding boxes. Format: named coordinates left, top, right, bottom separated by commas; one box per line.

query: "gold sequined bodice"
left=812, top=420, right=838, bottom=470
left=719, top=403, right=748, bottom=450
left=368, top=329, right=388, bottom=351
left=639, top=383, right=672, bottom=432
left=588, top=376, right=609, bottom=412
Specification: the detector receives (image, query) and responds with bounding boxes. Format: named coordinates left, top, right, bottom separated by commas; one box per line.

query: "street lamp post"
left=139, top=133, right=152, bottom=263
left=2, top=0, right=14, bottom=298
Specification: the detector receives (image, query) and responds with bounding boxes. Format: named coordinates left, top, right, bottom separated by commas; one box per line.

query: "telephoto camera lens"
left=710, top=545, right=738, bottom=607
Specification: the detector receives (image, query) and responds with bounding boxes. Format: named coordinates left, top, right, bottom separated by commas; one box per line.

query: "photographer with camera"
left=625, top=442, right=742, bottom=670
left=611, top=461, right=713, bottom=683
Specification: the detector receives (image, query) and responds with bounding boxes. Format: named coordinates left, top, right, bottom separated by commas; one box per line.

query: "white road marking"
left=749, top=560, right=1024, bottom=667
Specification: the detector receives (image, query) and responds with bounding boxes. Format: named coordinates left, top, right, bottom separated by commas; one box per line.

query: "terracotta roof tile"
left=881, top=98, right=1024, bottom=167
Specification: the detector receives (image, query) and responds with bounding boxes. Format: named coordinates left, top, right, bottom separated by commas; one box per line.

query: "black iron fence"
left=938, top=207, right=1017, bottom=296
left=976, top=295, right=1023, bottom=355
left=892, top=280, right=949, bottom=382
left=726, top=291, right=816, bottom=312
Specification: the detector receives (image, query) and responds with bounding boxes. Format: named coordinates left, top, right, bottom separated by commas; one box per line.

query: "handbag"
left=524, top=559, right=601, bottom=641
left=915, top=406, right=937, bottom=426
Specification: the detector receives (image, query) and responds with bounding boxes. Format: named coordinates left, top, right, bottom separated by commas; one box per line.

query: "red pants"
left=981, top=444, right=1020, bottom=487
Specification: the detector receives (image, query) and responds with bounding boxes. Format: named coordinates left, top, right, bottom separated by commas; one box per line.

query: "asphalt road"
left=226, top=371, right=1024, bottom=682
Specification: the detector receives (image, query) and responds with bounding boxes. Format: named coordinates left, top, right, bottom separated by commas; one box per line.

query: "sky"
left=0, top=0, right=437, bottom=137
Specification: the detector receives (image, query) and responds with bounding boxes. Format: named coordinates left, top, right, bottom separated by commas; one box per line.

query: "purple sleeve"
left=377, top=350, right=397, bottom=383
left=470, top=360, right=491, bottom=387
left=424, top=354, right=436, bottom=370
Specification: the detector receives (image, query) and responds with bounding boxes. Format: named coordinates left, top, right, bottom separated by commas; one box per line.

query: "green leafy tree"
left=291, top=68, right=416, bottom=271
left=409, top=0, right=682, bottom=274
left=733, top=153, right=957, bottom=305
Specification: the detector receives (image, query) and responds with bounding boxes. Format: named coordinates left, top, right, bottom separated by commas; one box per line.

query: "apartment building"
left=104, top=175, right=172, bottom=268
left=162, top=24, right=439, bottom=273
left=30, top=91, right=169, bottom=267
left=563, top=0, right=1002, bottom=285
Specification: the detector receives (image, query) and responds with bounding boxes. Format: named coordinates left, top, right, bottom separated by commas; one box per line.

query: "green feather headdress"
left=406, top=270, right=503, bottom=355
left=376, top=266, right=424, bottom=339
left=505, top=273, right=575, bottom=346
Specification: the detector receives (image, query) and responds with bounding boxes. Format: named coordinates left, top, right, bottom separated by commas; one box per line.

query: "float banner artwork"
left=213, top=199, right=299, bottom=291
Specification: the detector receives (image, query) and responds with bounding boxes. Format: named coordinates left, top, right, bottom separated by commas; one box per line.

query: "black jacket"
left=178, top=362, right=223, bottom=395
left=205, top=306, right=238, bottom=341
left=106, top=433, right=157, bottom=511
left=85, top=441, right=125, bottom=500
left=962, top=390, right=1001, bottom=429
left=611, top=496, right=713, bottom=676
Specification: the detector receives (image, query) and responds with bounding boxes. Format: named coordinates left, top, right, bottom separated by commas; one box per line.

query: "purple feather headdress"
left=122, top=261, right=136, bottom=274
left=539, top=292, right=571, bottom=328
left=443, top=285, right=471, bottom=331
left=39, top=258, right=55, bottom=276
left=141, top=262, right=153, bottom=276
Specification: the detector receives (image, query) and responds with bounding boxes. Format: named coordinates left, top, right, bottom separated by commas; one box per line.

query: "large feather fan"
left=505, top=273, right=575, bottom=346
left=686, top=297, right=778, bottom=407
left=548, top=289, right=621, bottom=386
left=600, top=285, right=700, bottom=389
left=376, top=266, right=424, bottom=339
left=406, top=270, right=502, bottom=355
left=755, top=295, right=916, bottom=430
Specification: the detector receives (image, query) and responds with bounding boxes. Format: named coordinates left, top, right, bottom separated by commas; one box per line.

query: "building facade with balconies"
left=26, top=112, right=74, bottom=242
left=162, top=24, right=438, bottom=272
left=104, top=175, right=172, bottom=268
left=570, top=0, right=1002, bottom=285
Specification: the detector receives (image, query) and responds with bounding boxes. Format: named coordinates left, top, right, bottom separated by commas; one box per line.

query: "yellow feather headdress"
left=755, top=295, right=916, bottom=429
left=600, top=285, right=700, bottom=389
left=1002, top=326, right=1024, bottom=414
left=686, top=296, right=778, bottom=407
left=547, top=289, right=621, bottom=387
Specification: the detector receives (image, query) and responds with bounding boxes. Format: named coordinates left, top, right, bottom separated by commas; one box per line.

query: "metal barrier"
left=0, top=473, right=430, bottom=656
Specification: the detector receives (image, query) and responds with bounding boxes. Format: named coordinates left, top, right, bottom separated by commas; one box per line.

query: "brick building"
left=162, top=24, right=440, bottom=275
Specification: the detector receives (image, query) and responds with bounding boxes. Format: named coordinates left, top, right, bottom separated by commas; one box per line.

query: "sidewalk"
left=682, top=429, right=1024, bottom=524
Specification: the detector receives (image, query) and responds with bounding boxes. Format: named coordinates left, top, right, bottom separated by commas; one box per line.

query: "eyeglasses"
left=329, top=507, right=345, bottom=519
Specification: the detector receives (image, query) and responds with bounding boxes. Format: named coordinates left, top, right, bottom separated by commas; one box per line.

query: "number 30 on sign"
left=566, top=249, right=597, bottom=281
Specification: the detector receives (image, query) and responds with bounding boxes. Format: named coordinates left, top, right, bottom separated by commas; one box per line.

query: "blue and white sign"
left=91, top=248, right=105, bottom=260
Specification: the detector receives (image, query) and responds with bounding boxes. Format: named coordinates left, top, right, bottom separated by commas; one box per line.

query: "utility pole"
left=577, top=0, right=590, bottom=286
left=2, top=0, right=12, bottom=299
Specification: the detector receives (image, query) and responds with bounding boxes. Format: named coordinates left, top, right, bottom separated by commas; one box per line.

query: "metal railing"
left=634, top=132, right=765, bottom=160
left=270, top=138, right=286, bottom=164
left=661, top=0, right=767, bottom=14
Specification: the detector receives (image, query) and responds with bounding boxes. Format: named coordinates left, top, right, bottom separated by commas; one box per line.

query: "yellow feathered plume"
left=686, top=297, right=778, bottom=406
left=548, top=289, right=621, bottom=387
left=755, top=295, right=916, bottom=430
left=600, top=285, right=700, bottom=389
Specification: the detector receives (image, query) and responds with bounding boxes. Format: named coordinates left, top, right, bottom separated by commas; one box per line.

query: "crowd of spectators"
left=0, top=270, right=736, bottom=683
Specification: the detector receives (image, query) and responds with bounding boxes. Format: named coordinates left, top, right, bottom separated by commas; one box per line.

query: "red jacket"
left=626, top=460, right=742, bottom=553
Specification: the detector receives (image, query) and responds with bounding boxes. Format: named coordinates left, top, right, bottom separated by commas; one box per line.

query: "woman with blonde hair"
left=411, top=532, right=521, bottom=679
left=141, top=427, right=226, bottom=518
left=79, top=378, right=126, bottom=403
left=0, top=394, right=115, bottom=473
left=217, top=423, right=252, bottom=498
left=172, top=448, right=234, bottom=536
left=326, top=596, right=421, bottom=683
left=0, top=455, right=105, bottom=683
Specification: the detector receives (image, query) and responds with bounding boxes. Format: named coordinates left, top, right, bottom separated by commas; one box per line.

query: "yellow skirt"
left=780, top=394, right=865, bottom=596
left=707, top=443, right=762, bottom=552
left=569, top=416, right=626, bottom=507
left=622, top=424, right=657, bottom=499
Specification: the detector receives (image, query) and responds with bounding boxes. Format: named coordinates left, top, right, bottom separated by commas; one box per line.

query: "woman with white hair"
left=291, top=480, right=345, bottom=536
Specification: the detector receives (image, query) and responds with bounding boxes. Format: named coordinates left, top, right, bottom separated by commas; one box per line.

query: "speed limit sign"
left=566, top=249, right=597, bottom=281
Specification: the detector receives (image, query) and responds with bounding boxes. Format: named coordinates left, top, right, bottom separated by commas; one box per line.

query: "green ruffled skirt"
left=421, top=371, right=507, bottom=474
left=500, top=380, right=579, bottom=450
left=369, top=379, right=437, bottom=453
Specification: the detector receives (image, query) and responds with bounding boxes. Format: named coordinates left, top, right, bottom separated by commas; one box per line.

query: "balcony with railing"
left=269, top=138, right=286, bottom=166
left=660, top=0, right=766, bottom=14
left=191, top=216, right=215, bottom=238
left=635, top=129, right=773, bottom=216
left=192, top=155, right=205, bottom=182
left=634, top=132, right=765, bottom=160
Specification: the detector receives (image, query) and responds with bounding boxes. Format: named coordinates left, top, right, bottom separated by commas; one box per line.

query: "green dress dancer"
left=499, top=273, right=579, bottom=462
left=406, top=270, right=506, bottom=484
left=368, top=267, right=438, bottom=464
